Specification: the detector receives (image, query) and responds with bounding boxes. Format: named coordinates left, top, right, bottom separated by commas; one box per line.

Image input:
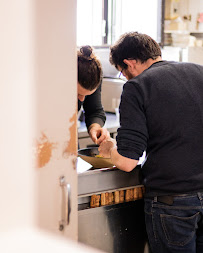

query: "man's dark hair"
left=78, top=45, right=102, bottom=90
left=109, top=32, right=162, bottom=70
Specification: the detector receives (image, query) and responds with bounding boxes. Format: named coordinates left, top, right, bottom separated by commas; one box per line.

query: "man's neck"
left=137, top=56, right=162, bottom=75
left=145, top=56, right=162, bottom=69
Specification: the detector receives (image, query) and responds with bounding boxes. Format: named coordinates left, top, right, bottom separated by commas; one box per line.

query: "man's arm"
left=98, top=138, right=139, bottom=172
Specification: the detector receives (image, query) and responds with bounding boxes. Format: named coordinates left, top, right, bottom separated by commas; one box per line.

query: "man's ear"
left=123, top=59, right=137, bottom=70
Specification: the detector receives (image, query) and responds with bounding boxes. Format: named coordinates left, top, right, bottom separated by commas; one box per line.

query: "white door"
left=0, top=0, right=78, bottom=242
left=34, top=0, right=78, bottom=240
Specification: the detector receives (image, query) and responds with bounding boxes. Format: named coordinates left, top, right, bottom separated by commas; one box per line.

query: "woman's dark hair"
left=109, top=32, right=162, bottom=70
left=78, top=45, right=102, bottom=90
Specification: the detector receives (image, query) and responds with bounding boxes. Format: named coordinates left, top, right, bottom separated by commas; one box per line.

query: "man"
left=98, top=32, right=203, bottom=253
left=78, top=45, right=109, bottom=145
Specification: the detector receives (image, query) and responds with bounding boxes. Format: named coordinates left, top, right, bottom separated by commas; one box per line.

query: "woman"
left=78, top=45, right=109, bottom=145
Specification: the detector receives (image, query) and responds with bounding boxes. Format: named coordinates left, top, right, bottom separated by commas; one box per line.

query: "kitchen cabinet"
left=188, top=46, right=203, bottom=64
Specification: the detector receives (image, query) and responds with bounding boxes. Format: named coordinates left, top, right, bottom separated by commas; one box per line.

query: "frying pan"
left=78, top=147, right=114, bottom=168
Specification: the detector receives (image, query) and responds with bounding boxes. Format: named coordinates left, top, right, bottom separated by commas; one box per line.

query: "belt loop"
left=154, top=196, right=157, bottom=203
left=197, top=192, right=202, bottom=201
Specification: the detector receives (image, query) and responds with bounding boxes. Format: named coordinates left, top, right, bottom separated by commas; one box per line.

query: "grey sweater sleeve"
left=117, top=81, right=148, bottom=160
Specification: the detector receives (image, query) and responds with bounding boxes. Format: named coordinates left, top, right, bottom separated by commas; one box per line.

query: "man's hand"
left=88, top=123, right=110, bottom=145
left=98, top=138, right=117, bottom=158
left=98, top=138, right=138, bottom=172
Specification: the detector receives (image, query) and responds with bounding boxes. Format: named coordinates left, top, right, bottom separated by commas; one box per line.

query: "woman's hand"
left=88, top=123, right=110, bottom=145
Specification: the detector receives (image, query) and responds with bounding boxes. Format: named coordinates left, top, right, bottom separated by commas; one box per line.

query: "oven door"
left=78, top=200, right=149, bottom=253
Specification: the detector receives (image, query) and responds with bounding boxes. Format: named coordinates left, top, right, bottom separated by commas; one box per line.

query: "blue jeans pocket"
left=161, top=212, right=200, bottom=246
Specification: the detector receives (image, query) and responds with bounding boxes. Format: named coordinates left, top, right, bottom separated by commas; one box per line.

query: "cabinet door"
left=35, top=0, right=78, bottom=240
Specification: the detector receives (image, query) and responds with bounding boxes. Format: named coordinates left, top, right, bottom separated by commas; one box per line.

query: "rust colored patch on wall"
left=63, top=111, right=77, bottom=158
left=72, top=156, right=77, bottom=170
left=36, top=132, right=56, bottom=168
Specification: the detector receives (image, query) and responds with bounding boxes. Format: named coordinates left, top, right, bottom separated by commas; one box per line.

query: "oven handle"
left=59, top=176, right=71, bottom=231
left=66, top=183, right=71, bottom=224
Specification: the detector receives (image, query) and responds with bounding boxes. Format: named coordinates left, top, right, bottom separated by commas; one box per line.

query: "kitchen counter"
left=77, top=112, right=149, bottom=252
left=77, top=164, right=149, bottom=253
left=78, top=165, right=142, bottom=196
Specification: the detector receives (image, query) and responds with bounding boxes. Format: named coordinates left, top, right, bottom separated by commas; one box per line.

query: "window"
left=77, top=0, right=103, bottom=46
left=77, top=0, right=164, bottom=46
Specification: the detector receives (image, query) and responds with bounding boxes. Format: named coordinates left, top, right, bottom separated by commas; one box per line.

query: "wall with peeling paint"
left=0, top=0, right=78, bottom=241
left=34, top=0, right=78, bottom=239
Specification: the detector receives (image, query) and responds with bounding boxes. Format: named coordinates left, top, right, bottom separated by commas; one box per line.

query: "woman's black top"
left=78, top=84, right=106, bottom=129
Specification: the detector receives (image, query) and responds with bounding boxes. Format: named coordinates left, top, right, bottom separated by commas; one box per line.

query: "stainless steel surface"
left=78, top=200, right=149, bottom=253
left=94, top=48, right=120, bottom=78
left=77, top=160, right=149, bottom=253
left=67, top=183, right=71, bottom=224
left=59, top=176, right=71, bottom=231
left=78, top=166, right=141, bottom=196
left=101, top=77, right=125, bottom=113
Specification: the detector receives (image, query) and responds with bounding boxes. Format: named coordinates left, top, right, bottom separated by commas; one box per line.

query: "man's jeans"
left=144, top=192, right=203, bottom=253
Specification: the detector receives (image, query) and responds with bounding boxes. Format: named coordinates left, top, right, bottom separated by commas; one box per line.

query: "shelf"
left=165, top=30, right=203, bottom=34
